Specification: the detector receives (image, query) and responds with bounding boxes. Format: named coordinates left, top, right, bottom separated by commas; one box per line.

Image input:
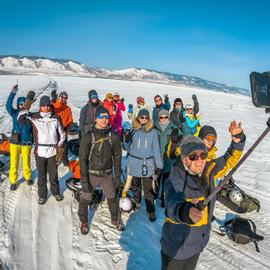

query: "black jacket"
left=79, top=126, right=122, bottom=191
left=79, top=101, right=103, bottom=135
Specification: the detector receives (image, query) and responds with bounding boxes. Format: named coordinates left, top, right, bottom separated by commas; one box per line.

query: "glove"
left=56, top=147, right=65, bottom=165
left=12, top=84, right=18, bottom=94
left=128, top=104, right=133, bottom=113
left=121, top=98, right=125, bottom=103
left=24, top=91, right=36, bottom=110
left=171, top=128, right=183, bottom=144
left=124, top=130, right=132, bottom=143
left=192, top=94, right=198, bottom=102
left=164, top=94, right=169, bottom=104
left=51, top=89, right=58, bottom=103
left=154, top=168, right=162, bottom=177
left=179, top=113, right=186, bottom=123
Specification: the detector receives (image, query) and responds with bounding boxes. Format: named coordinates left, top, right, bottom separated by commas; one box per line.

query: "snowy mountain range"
left=0, top=55, right=249, bottom=95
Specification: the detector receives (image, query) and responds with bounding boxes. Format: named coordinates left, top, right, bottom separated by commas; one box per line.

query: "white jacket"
left=18, top=111, right=66, bottom=158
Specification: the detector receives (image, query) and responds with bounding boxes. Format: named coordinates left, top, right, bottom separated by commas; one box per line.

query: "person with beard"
left=154, top=109, right=182, bottom=207
left=79, top=89, right=103, bottom=137
left=123, top=108, right=163, bottom=221
left=153, top=94, right=171, bottom=125
left=78, top=106, right=123, bottom=234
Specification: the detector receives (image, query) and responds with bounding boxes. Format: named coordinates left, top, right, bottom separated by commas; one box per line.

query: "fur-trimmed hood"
left=132, top=117, right=154, bottom=132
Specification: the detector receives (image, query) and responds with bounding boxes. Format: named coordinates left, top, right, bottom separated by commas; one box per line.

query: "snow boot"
left=10, top=183, right=18, bottom=191
left=27, top=179, right=34, bottom=186
left=148, top=212, right=156, bottom=222
left=80, top=223, right=89, bottom=235
left=38, top=197, right=47, bottom=205
left=54, top=194, right=64, bottom=201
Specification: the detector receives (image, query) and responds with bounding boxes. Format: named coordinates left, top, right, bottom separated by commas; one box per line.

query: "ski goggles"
left=159, top=116, right=169, bottom=119
left=187, top=151, right=207, bottom=161
left=97, top=114, right=110, bottom=119
left=205, top=134, right=217, bottom=142
left=89, top=94, right=98, bottom=99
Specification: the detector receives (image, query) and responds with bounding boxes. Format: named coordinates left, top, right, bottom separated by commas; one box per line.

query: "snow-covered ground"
left=0, top=75, right=269, bottom=270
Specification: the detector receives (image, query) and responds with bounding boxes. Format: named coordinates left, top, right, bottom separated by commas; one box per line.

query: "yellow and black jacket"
left=161, top=136, right=245, bottom=260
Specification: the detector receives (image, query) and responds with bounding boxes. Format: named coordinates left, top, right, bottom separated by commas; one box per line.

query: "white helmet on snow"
left=229, top=189, right=243, bottom=205
left=119, top=197, right=133, bottom=213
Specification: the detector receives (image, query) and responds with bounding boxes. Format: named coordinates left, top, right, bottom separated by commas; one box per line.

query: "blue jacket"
left=184, top=114, right=200, bottom=135
left=6, top=92, right=33, bottom=145
left=124, top=123, right=163, bottom=177
left=153, top=101, right=171, bottom=125
left=155, top=122, right=182, bottom=173
left=161, top=137, right=245, bottom=260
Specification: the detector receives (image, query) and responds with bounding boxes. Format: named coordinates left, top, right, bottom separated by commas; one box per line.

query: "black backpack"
left=219, top=216, right=264, bottom=252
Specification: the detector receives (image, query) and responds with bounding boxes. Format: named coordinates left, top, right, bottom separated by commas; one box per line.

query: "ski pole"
left=199, top=118, right=270, bottom=210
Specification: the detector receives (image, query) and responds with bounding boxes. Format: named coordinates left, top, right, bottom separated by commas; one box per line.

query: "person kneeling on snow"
left=161, top=121, right=245, bottom=270
left=18, top=96, right=66, bottom=205
left=78, top=106, right=124, bottom=234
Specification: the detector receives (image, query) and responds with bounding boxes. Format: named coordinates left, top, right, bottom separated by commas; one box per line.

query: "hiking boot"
left=38, top=197, right=47, bottom=205
left=148, top=212, right=156, bottom=222
left=111, top=219, right=125, bottom=231
left=54, top=194, right=64, bottom=201
left=27, top=179, right=34, bottom=186
left=10, top=183, right=18, bottom=191
left=80, top=223, right=89, bottom=235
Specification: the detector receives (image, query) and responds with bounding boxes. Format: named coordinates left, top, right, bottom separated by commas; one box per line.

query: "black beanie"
left=88, top=89, right=98, bottom=100
left=198, top=125, right=217, bottom=140
left=174, top=98, right=183, bottom=104
left=40, top=95, right=51, bottom=107
left=95, top=106, right=109, bottom=117
left=137, top=108, right=150, bottom=118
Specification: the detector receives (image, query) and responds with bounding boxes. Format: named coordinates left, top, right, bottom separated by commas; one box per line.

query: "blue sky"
left=0, top=0, right=269, bottom=88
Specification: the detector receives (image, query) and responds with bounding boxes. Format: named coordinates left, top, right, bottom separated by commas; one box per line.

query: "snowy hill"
left=0, top=75, right=269, bottom=270
left=0, top=55, right=249, bottom=95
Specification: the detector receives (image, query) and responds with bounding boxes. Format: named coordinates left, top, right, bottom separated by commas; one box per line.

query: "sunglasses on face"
left=139, top=116, right=149, bottom=120
left=97, top=114, right=110, bottom=119
left=175, top=102, right=182, bottom=106
left=187, top=152, right=207, bottom=161
left=60, top=96, right=68, bottom=100
left=205, top=134, right=217, bottom=142
left=159, top=116, right=169, bottom=119
left=187, top=108, right=193, bottom=111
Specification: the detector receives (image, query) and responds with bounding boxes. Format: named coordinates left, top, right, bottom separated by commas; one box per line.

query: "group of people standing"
left=5, top=83, right=245, bottom=270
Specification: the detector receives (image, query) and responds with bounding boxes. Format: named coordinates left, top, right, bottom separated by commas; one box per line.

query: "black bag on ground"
left=220, top=216, right=264, bottom=252
left=217, top=177, right=260, bottom=213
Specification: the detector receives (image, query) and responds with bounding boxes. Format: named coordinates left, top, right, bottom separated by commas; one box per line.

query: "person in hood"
left=123, top=108, right=163, bottom=222
left=51, top=91, right=73, bottom=166
left=128, top=96, right=152, bottom=121
left=153, top=94, right=171, bottom=125
left=161, top=121, right=246, bottom=270
left=79, top=89, right=103, bottom=137
left=6, top=84, right=33, bottom=190
left=103, top=93, right=117, bottom=128
left=112, top=92, right=126, bottom=137
left=18, top=95, right=66, bottom=205
left=154, top=109, right=182, bottom=207
left=78, top=106, right=124, bottom=234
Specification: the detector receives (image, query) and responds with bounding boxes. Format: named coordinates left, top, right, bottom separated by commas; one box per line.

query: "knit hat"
left=88, top=89, right=98, bottom=100
left=174, top=98, right=183, bottom=105
left=59, top=91, right=68, bottom=98
left=199, top=125, right=217, bottom=140
left=158, top=109, right=170, bottom=118
left=180, top=135, right=207, bottom=158
left=186, top=103, right=193, bottom=109
left=17, top=97, right=26, bottom=107
left=95, top=106, right=109, bottom=118
left=106, top=93, right=113, bottom=99
left=137, top=108, right=150, bottom=118
left=40, top=95, right=51, bottom=107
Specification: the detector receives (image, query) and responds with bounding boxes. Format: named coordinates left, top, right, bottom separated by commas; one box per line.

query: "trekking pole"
left=199, top=118, right=270, bottom=210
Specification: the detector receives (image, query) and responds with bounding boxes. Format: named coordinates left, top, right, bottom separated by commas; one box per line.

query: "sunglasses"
left=60, top=96, right=68, bottom=100
left=187, top=152, right=207, bottom=161
left=159, top=116, right=169, bottom=119
left=175, top=102, right=182, bottom=106
left=187, top=108, right=193, bottom=111
left=139, top=116, right=149, bottom=120
left=97, top=114, right=110, bottom=119
left=205, top=134, right=217, bottom=142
